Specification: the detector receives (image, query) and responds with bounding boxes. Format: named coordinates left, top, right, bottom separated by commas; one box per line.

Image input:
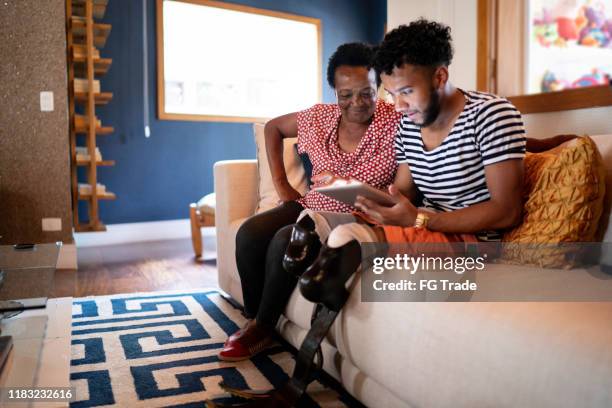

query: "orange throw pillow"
left=502, top=136, right=606, bottom=268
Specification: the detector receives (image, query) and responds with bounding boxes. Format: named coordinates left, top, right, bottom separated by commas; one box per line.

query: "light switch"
left=42, top=218, right=62, bottom=231
left=40, top=91, right=54, bottom=112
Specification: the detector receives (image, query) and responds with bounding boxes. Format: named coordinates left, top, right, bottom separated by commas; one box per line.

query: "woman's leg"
left=224, top=211, right=366, bottom=361
left=255, top=224, right=302, bottom=329
left=258, top=221, right=380, bottom=326
left=235, top=201, right=303, bottom=318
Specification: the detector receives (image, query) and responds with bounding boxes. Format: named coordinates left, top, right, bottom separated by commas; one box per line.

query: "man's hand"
left=354, top=185, right=418, bottom=227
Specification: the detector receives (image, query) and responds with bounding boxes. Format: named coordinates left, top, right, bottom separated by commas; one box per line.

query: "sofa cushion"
left=195, top=192, right=216, bottom=215
left=253, top=123, right=308, bottom=213
left=332, top=278, right=612, bottom=408
left=503, top=136, right=606, bottom=268
left=591, top=134, right=612, bottom=268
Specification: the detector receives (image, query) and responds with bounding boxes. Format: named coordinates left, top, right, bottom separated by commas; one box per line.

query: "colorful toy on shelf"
left=579, top=4, right=608, bottom=47
left=575, top=6, right=588, bottom=33
left=534, top=23, right=560, bottom=47
left=603, top=18, right=612, bottom=47
left=533, top=6, right=559, bottom=47
left=541, top=70, right=569, bottom=92
left=557, top=16, right=580, bottom=41
left=571, top=68, right=610, bottom=88
left=553, top=0, right=581, bottom=43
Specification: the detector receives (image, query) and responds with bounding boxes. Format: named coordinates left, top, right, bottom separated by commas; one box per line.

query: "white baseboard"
left=57, top=243, right=77, bottom=269
left=74, top=219, right=215, bottom=248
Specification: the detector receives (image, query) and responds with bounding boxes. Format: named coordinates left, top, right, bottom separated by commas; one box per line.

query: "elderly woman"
left=219, top=42, right=402, bottom=361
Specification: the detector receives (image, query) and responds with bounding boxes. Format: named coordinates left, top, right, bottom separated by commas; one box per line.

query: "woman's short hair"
left=327, top=42, right=379, bottom=89
left=374, top=18, right=454, bottom=76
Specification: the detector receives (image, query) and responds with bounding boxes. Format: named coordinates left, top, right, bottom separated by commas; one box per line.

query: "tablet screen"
left=314, top=181, right=395, bottom=207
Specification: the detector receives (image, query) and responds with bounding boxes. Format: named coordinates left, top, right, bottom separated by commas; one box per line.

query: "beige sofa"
left=214, top=129, right=612, bottom=408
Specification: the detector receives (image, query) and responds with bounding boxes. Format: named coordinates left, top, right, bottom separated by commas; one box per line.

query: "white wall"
left=523, top=107, right=612, bottom=139
left=386, top=0, right=612, bottom=137
left=387, top=0, right=478, bottom=90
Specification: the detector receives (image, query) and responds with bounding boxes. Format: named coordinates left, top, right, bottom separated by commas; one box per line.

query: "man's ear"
left=433, top=66, right=449, bottom=89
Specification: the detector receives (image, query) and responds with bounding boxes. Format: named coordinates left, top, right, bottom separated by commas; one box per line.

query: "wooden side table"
left=189, top=193, right=216, bottom=258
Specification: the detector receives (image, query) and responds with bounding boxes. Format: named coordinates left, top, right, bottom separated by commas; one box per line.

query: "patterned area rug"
left=70, top=289, right=359, bottom=407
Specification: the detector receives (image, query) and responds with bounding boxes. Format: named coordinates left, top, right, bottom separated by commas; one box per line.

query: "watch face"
left=415, top=213, right=429, bottom=228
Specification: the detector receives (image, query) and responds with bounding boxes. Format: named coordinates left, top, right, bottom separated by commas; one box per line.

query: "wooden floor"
left=52, top=238, right=219, bottom=298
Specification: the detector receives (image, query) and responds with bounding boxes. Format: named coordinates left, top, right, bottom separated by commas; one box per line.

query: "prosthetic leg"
left=205, top=240, right=362, bottom=408
left=282, top=216, right=321, bottom=277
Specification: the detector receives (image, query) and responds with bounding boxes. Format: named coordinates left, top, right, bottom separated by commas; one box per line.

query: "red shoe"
left=223, top=320, right=252, bottom=347
left=218, top=324, right=273, bottom=362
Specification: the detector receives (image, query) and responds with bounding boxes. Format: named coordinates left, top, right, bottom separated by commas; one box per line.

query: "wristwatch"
left=414, top=212, right=430, bottom=228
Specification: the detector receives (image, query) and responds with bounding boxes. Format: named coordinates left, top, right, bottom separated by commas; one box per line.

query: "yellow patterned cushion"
left=502, top=136, right=606, bottom=268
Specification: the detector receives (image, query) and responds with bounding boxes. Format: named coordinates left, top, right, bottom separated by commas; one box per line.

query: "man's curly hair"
left=327, top=42, right=380, bottom=89
left=374, top=19, right=454, bottom=75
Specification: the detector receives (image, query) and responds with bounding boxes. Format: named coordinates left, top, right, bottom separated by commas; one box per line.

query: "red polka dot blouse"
left=296, top=101, right=401, bottom=212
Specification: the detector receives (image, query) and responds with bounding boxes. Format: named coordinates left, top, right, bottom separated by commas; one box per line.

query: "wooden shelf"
left=74, top=57, right=112, bottom=76
left=72, top=0, right=108, bottom=19
left=71, top=19, right=111, bottom=48
left=76, top=159, right=115, bottom=166
left=73, top=33, right=109, bottom=48
left=75, top=125, right=114, bottom=135
left=509, top=84, right=612, bottom=114
left=79, top=191, right=116, bottom=200
left=67, top=0, right=115, bottom=233
left=74, top=91, right=113, bottom=104
left=75, top=222, right=107, bottom=232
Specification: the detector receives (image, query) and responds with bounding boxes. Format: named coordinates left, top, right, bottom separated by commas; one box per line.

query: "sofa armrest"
left=214, top=160, right=259, bottom=230
left=214, top=160, right=258, bottom=301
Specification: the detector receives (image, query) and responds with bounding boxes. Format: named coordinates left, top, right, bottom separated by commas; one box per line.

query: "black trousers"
left=235, top=201, right=304, bottom=329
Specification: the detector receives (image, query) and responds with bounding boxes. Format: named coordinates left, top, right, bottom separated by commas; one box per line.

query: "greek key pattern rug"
left=70, top=289, right=355, bottom=407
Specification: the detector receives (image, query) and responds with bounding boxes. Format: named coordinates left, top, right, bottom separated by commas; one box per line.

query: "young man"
left=297, top=19, right=530, bottom=296
left=360, top=18, right=526, bottom=239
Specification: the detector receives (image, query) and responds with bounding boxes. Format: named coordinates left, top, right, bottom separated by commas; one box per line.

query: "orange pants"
left=383, top=225, right=478, bottom=244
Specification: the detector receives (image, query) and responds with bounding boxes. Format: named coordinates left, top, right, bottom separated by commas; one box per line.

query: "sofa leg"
left=190, top=203, right=203, bottom=258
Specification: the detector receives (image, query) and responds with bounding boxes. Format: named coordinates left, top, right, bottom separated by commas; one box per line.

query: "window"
left=527, top=0, right=611, bottom=94
left=156, top=0, right=322, bottom=122
left=477, top=0, right=612, bottom=113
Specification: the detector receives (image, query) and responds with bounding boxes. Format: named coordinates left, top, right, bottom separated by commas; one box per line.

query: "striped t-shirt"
left=395, top=90, right=526, bottom=240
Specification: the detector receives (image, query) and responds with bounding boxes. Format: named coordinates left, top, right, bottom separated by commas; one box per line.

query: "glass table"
left=0, top=242, right=61, bottom=311
left=0, top=243, right=66, bottom=402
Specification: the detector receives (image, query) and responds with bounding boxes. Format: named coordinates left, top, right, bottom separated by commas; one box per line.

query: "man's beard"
left=419, top=87, right=441, bottom=127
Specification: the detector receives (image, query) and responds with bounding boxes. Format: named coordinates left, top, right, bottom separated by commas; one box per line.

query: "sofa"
left=214, top=125, right=612, bottom=408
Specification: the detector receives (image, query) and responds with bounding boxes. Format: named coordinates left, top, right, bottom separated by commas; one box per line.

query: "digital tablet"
left=314, top=181, right=396, bottom=207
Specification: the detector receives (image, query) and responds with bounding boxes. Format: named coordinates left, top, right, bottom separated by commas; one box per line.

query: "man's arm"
left=357, top=98, right=527, bottom=232
left=393, top=163, right=418, bottom=202
left=356, top=159, right=524, bottom=232
left=264, top=112, right=301, bottom=202
left=428, top=132, right=576, bottom=232
left=426, top=159, right=524, bottom=232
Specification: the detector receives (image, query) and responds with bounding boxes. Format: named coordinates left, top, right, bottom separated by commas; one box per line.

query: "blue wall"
left=87, top=0, right=386, bottom=224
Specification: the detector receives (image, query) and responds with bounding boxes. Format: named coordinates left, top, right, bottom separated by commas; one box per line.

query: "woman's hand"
left=311, top=171, right=353, bottom=187
left=355, top=184, right=418, bottom=227
left=311, top=171, right=337, bottom=186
